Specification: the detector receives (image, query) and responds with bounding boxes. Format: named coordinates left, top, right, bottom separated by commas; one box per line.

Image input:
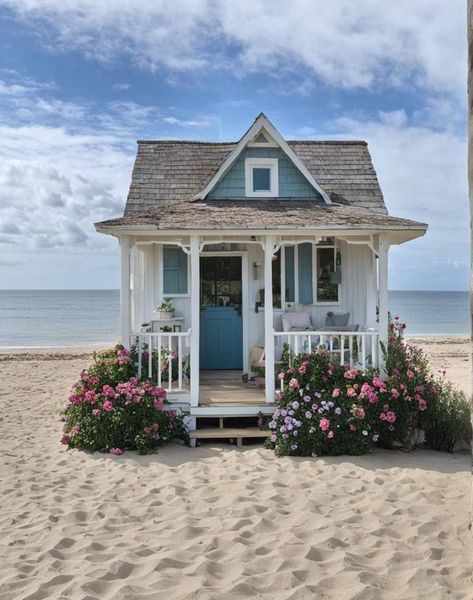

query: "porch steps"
left=189, top=426, right=270, bottom=448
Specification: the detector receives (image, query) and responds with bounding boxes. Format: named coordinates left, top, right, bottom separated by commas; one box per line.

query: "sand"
left=0, top=340, right=472, bottom=600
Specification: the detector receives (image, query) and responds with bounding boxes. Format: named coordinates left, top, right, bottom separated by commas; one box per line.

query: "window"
left=245, top=158, right=278, bottom=197
left=162, top=246, right=188, bottom=295
left=315, top=245, right=340, bottom=303
left=269, top=243, right=341, bottom=307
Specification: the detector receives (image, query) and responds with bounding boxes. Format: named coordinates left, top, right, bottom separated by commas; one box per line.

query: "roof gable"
left=193, top=113, right=332, bottom=204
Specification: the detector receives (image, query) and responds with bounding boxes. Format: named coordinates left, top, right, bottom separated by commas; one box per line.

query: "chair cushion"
left=281, top=311, right=313, bottom=332
left=325, top=312, right=350, bottom=327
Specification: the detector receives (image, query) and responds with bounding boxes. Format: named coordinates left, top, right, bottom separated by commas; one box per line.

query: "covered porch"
left=121, top=229, right=392, bottom=412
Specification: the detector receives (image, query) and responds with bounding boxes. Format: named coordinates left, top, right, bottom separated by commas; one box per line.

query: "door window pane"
left=200, top=257, right=242, bottom=307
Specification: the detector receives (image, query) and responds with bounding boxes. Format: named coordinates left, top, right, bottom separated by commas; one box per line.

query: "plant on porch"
left=61, top=345, right=188, bottom=454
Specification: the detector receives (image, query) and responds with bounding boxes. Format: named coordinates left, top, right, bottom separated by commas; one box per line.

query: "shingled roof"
left=124, top=139, right=386, bottom=215
left=97, top=200, right=426, bottom=234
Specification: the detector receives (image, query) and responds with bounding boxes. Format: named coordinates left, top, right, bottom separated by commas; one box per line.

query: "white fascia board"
left=192, top=113, right=332, bottom=204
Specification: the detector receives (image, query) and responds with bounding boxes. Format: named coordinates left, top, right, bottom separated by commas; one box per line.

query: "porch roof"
left=96, top=199, right=427, bottom=237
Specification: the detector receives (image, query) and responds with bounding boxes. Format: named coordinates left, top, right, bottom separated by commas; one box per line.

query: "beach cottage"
left=95, top=113, right=427, bottom=423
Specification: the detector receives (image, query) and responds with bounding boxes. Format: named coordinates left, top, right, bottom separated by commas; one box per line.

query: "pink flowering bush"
left=61, top=345, right=188, bottom=454
left=267, top=350, right=387, bottom=456
left=267, top=316, right=470, bottom=457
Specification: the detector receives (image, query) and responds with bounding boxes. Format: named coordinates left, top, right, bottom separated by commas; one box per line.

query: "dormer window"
left=245, top=158, right=279, bottom=197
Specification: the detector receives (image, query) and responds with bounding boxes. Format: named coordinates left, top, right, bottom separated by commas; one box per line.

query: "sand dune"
left=0, top=349, right=472, bottom=600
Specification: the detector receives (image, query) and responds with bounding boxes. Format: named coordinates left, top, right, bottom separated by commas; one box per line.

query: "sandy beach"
left=0, top=338, right=471, bottom=600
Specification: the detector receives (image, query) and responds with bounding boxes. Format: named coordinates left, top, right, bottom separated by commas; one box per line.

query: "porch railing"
left=274, top=330, right=380, bottom=373
left=130, top=330, right=191, bottom=393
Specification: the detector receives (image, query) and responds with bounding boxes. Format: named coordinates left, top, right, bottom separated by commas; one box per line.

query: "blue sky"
left=0, top=0, right=468, bottom=290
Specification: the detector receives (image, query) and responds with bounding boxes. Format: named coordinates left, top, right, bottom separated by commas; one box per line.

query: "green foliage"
left=423, top=382, right=472, bottom=452
left=61, top=344, right=188, bottom=455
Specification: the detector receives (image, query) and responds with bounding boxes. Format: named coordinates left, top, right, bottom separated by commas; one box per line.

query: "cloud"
left=328, top=109, right=469, bottom=290
left=0, top=0, right=466, bottom=99
left=162, top=115, right=216, bottom=128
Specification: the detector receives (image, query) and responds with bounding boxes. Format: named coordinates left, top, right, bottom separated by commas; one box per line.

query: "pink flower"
left=391, top=388, right=400, bottom=399
left=332, top=388, right=340, bottom=398
left=60, top=434, right=69, bottom=445
left=357, top=407, right=365, bottom=419
left=275, top=390, right=284, bottom=402
left=110, top=448, right=124, bottom=455
left=298, top=364, right=307, bottom=374
left=327, top=430, right=334, bottom=439
left=372, top=377, right=384, bottom=389
left=349, top=423, right=356, bottom=432
left=418, top=399, right=427, bottom=411
left=319, top=418, right=330, bottom=431
left=386, top=411, right=397, bottom=424
left=92, top=408, right=101, bottom=416
left=69, top=425, right=80, bottom=437
left=379, top=412, right=386, bottom=421
left=344, top=368, right=358, bottom=380
left=288, top=378, right=299, bottom=390
left=102, top=400, right=114, bottom=412
left=407, top=370, right=414, bottom=380
left=277, top=372, right=285, bottom=380
left=347, top=387, right=357, bottom=398
left=368, top=391, right=378, bottom=404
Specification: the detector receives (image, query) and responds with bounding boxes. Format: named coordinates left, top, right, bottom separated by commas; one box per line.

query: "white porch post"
left=190, top=235, right=200, bottom=407
left=120, top=235, right=131, bottom=347
left=264, top=235, right=275, bottom=404
left=378, top=233, right=390, bottom=370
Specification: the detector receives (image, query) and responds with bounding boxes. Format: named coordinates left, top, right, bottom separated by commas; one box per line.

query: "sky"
left=0, top=0, right=468, bottom=291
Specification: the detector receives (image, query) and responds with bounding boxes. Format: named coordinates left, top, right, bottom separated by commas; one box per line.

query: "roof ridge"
left=136, top=139, right=368, bottom=146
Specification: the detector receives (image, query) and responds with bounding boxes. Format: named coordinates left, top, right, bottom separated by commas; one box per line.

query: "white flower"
left=362, top=430, right=368, bottom=436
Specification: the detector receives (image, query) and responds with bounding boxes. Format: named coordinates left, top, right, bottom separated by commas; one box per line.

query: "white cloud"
left=328, top=110, right=469, bottom=290
left=0, top=0, right=466, bottom=98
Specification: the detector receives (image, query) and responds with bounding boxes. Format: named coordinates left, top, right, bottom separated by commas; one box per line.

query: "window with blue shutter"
left=284, top=246, right=295, bottom=302
left=298, top=242, right=313, bottom=304
left=163, top=246, right=188, bottom=294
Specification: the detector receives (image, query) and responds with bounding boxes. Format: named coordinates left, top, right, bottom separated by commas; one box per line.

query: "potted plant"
left=155, top=298, right=175, bottom=320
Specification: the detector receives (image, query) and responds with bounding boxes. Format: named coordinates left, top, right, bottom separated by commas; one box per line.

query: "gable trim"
left=193, top=113, right=332, bottom=204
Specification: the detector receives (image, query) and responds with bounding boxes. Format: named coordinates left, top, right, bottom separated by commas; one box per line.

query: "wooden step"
left=189, top=427, right=271, bottom=448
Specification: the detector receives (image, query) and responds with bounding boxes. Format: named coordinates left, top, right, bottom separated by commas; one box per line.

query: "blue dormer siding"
left=207, top=147, right=321, bottom=199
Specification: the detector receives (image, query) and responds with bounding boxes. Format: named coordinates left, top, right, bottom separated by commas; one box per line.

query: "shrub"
left=266, top=350, right=392, bottom=457
left=61, top=344, right=188, bottom=454
left=423, top=382, right=472, bottom=452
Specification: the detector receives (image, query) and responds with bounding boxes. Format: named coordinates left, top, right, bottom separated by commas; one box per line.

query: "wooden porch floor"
left=199, top=370, right=267, bottom=407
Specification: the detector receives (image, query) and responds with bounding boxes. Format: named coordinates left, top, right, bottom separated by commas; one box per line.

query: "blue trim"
left=163, top=246, right=188, bottom=294
left=298, top=243, right=313, bottom=304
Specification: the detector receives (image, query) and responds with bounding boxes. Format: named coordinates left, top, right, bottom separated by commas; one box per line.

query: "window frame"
left=244, top=158, right=279, bottom=197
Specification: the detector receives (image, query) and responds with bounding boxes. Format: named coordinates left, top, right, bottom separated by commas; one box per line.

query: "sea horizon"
left=0, top=289, right=469, bottom=347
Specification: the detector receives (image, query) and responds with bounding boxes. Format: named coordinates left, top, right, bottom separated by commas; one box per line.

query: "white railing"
left=130, top=330, right=191, bottom=393
left=274, top=330, right=380, bottom=371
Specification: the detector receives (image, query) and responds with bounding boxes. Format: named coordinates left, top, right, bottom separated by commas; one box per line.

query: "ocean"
left=0, top=289, right=469, bottom=347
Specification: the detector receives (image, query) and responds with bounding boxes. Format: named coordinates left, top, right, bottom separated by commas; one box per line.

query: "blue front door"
left=200, top=256, right=243, bottom=370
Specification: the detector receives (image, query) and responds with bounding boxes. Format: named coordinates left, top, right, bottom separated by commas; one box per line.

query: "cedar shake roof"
left=124, top=140, right=386, bottom=214
left=97, top=200, right=426, bottom=232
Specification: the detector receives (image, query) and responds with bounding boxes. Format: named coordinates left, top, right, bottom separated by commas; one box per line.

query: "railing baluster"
left=340, top=336, right=345, bottom=365
left=178, top=336, right=183, bottom=391
left=138, top=336, right=142, bottom=379
left=168, top=334, right=172, bottom=392
left=148, top=333, right=153, bottom=380
left=157, top=335, right=162, bottom=388
left=349, top=336, right=353, bottom=366
left=361, top=334, right=366, bottom=367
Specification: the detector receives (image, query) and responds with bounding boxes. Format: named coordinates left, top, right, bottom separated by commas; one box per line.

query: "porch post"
left=264, top=235, right=275, bottom=404
left=190, top=234, right=200, bottom=407
left=120, top=235, right=131, bottom=347
left=378, top=233, right=390, bottom=371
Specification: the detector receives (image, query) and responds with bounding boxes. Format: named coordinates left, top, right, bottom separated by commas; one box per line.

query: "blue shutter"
left=163, top=247, right=188, bottom=294
left=298, top=243, right=313, bottom=304
left=285, top=246, right=295, bottom=302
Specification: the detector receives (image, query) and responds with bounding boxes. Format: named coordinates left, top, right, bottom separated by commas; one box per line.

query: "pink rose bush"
left=61, top=345, right=188, bottom=454
left=267, top=316, right=471, bottom=457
